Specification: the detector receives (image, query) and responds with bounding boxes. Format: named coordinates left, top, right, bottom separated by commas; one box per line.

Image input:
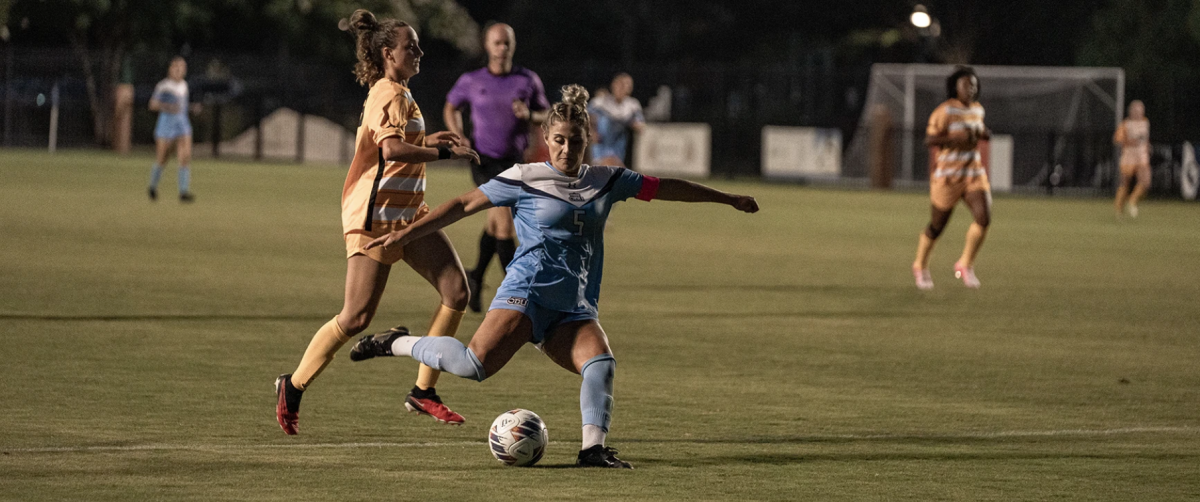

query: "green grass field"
left=1, top=149, right=1198, bottom=501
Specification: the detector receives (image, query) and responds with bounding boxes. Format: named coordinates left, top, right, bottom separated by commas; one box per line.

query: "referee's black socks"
left=472, top=232, right=498, bottom=278
left=496, top=238, right=516, bottom=272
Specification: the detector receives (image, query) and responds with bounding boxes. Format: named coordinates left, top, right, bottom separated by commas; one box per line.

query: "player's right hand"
left=452, top=146, right=480, bottom=165
left=731, top=195, right=759, bottom=213
left=364, top=230, right=408, bottom=250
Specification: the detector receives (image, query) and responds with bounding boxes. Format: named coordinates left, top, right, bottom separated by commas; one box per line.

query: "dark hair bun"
left=350, top=9, right=378, bottom=33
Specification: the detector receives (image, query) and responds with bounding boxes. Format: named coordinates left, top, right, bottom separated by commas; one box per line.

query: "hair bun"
left=560, top=84, right=590, bottom=107
left=350, top=9, right=378, bottom=32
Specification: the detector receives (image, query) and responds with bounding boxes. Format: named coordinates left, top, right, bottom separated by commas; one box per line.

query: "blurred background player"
left=351, top=84, right=759, bottom=468
left=912, top=66, right=992, bottom=290
left=588, top=72, right=645, bottom=167
left=147, top=57, right=200, bottom=202
left=444, top=23, right=549, bottom=313
left=274, top=9, right=480, bottom=435
left=1113, top=100, right=1151, bottom=217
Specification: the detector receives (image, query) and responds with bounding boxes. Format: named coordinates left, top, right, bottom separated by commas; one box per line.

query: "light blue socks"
left=148, top=164, right=164, bottom=189
left=410, top=336, right=487, bottom=381
left=178, top=165, right=191, bottom=194
left=580, top=354, right=615, bottom=432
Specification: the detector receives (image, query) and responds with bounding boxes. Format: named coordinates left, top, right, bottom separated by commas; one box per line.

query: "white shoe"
left=954, top=262, right=980, bottom=289
left=913, top=266, right=934, bottom=290
left=1127, top=205, right=1139, bottom=218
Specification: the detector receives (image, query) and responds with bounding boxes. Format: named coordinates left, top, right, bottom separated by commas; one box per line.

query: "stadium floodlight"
left=910, top=5, right=932, bottom=28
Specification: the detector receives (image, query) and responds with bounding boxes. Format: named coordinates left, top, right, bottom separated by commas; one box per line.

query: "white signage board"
left=633, top=123, right=711, bottom=177
left=988, top=134, right=1014, bottom=192
left=761, top=126, right=842, bottom=179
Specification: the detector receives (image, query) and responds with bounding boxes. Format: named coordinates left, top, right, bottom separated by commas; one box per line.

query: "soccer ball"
left=488, top=409, right=548, bottom=467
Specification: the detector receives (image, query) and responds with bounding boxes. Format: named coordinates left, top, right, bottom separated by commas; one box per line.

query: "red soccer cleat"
left=405, top=392, right=465, bottom=425
left=275, top=374, right=299, bottom=435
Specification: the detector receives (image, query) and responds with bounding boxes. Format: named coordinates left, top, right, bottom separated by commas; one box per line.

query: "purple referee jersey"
left=446, top=66, right=550, bottom=160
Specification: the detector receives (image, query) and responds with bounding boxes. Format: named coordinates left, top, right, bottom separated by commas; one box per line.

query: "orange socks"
left=292, top=317, right=350, bottom=391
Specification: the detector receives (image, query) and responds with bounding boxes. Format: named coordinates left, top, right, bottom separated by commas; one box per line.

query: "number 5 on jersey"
left=573, top=209, right=585, bottom=236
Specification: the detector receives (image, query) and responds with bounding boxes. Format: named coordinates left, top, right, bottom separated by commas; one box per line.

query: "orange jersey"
left=927, top=99, right=986, bottom=181
left=342, top=78, right=429, bottom=238
left=1115, top=118, right=1150, bottom=167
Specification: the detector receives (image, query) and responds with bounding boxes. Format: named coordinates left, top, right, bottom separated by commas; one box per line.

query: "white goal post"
left=844, top=64, right=1125, bottom=192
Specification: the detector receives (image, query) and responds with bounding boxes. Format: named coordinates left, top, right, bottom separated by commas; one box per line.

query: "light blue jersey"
left=479, top=162, right=654, bottom=321
left=152, top=78, right=192, bottom=140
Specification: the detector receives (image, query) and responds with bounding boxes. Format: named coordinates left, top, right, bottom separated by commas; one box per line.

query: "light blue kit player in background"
left=588, top=72, right=645, bottom=167
left=148, top=56, right=200, bottom=202
left=347, top=84, right=759, bottom=469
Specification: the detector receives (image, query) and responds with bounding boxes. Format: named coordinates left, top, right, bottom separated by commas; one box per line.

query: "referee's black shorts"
left=471, top=154, right=523, bottom=187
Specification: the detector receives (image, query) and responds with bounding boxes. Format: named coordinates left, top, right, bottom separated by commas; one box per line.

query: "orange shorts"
left=343, top=205, right=430, bottom=265
left=345, top=232, right=406, bottom=265
left=1119, top=163, right=1151, bottom=186
left=930, top=174, right=991, bottom=211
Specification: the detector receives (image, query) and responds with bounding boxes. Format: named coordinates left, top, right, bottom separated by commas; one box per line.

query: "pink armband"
left=635, top=176, right=660, bottom=201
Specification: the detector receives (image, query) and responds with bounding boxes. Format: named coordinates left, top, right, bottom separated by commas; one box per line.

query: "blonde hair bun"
left=560, top=84, right=590, bottom=107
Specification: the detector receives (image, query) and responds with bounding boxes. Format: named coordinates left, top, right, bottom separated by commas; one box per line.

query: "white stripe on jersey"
left=948, top=121, right=984, bottom=132
left=934, top=167, right=987, bottom=178
left=511, top=163, right=621, bottom=208
left=944, top=106, right=984, bottom=118
left=404, top=116, right=424, bottom=134
left=378, top=176, right=425, bottom=192
left=373, top=205, right=425, bottom=222
left=937, top=151, right=982, bottom=163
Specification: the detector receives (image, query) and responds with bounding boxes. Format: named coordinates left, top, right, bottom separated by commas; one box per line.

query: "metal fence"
left=1, top=46, right=864, bottom=175
left=3, top=46, right=1193, bottom=198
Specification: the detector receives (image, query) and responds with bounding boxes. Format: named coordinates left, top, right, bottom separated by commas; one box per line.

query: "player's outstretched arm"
left=654, top=178, right=759, bottom=213
left=381, top=136, right=478, bottom=165
left=364, top=189, right=495, bottom=250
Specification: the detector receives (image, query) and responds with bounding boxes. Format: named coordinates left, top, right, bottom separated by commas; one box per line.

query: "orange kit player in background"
left=274, top=9, right=480, bottom=435
left=912, top=66, right=992, bottom=290
left=1113, top=100, right=1151, bottom=217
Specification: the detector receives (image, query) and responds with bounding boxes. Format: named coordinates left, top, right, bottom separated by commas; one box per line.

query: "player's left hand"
left=426, top=131, right=463, bottom=148
left=512, top=100, right=531, bottom=121
left=364, top=230, right=409, bottom=251
left=731, top=195, right=759, bottom=213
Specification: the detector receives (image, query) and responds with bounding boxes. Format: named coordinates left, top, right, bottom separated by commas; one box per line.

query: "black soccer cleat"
left=148, top=187, right=158, bottom=201
left=179, top=192, right=195, bottom=203
left=466, top=271, right=482, bottom=313
left=348, top=326, right=409, bottom=361
left=577, top=445, right=633, bottom=469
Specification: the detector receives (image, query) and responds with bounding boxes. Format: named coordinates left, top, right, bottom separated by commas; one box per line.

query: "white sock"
left=391, top=336, right=420, bottom=357
left=582, top=424, right=606, bottom=450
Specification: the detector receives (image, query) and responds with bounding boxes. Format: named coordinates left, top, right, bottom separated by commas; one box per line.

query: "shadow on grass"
left=635, top=451, right=1200, bottom=467
left=651, top=310, right=916, bottom=319
left=0, top=314, right=331, bottom=322
left=619, top=284, right=885, bottom=294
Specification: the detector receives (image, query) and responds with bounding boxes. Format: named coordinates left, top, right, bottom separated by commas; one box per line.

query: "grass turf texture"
left=1, top=149, right=1198, bottom=501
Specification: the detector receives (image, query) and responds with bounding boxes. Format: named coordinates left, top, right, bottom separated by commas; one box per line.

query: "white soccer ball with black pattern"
left=488, top=409, right=548, bottom=467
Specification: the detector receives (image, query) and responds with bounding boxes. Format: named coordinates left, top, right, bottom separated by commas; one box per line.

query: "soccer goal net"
left=844, top=64, right=1124, bottom=194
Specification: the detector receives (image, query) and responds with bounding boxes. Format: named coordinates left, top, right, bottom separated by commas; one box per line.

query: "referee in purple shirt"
left=444, top=22, right=550, bottom=312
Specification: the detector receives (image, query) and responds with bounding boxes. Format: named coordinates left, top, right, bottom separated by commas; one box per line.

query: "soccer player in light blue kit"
left=349, top=84, right=759, bottom=468
left=147, top=56, right=199, bottom=202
